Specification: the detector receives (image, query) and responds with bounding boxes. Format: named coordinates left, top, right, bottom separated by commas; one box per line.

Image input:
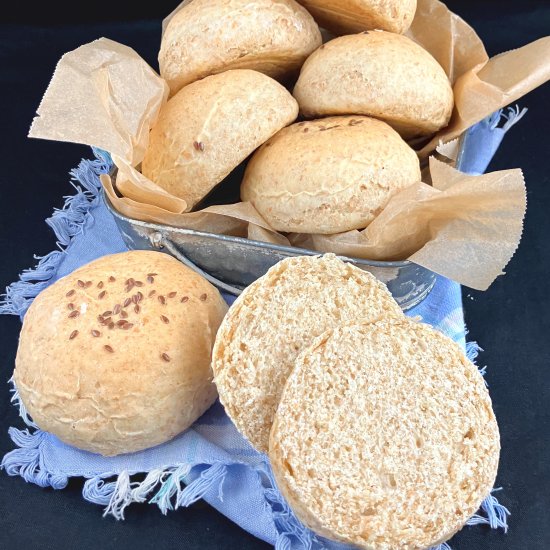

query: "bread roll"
left=142, top=70, right=298, bottom=210
left=295, top=0, right=417, bottom=35
left=14, top=251, right=228, bottom=456
left=241, top=116, right=421, bottom=234
left=293, top=32, right=454, bottom=138
left=212, top=254, right=403, bottom=452
left=270, top=318, right=500, bottom=549
left=160, top=0, right=322, bottom=95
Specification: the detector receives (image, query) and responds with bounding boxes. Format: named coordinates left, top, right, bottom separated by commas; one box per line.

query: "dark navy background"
left=0, top=1, right=549, bottom=548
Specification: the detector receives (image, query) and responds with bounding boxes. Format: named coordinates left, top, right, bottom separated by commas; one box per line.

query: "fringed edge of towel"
left=0, top=424, right=228, bottom=521
left=487, top=105, right=528, bottom=132
left=1, top=424, right=509, bottom=547
left=467, top=340, right=489, bottom=385
left=260, top=465, right=318, bottom=550
left=1, top=427, right=68, bottom=489
left=9, top=377, right=37, bottom=428
left=0, top=149, right=112, bottom=319
left=257, top=459, right=509, bottom=550
left=82, top=462, right=228, bottom=520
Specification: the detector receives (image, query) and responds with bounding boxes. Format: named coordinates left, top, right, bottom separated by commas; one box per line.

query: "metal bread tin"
left=104, top=195, right=436, bottom=310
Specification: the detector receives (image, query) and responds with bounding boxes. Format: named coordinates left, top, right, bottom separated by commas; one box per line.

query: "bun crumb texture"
left=270, top=318, right=500, bottom=550
left=213, top=253, right=403, bottom=453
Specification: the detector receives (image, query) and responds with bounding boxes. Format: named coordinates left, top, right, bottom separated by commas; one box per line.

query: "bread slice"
left=269, top=318, right=500, bottom=550
left=212, top=254, right=403, bottom=453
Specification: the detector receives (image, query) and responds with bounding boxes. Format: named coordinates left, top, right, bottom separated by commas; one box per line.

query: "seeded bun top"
left=14, top=251, right=228, bottom=456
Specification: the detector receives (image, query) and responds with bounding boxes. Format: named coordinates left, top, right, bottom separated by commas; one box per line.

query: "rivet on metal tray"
left=150, top=232, right=164, bottom=249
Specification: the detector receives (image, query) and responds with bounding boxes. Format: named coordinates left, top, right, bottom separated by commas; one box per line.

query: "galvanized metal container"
left=104, top=194, right=437, bottom=310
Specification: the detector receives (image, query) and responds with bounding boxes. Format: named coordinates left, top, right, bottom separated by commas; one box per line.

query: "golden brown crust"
left=159, top=0, right=322, bottom=95
left=142, top=69, right=298, bottom=211
left=241, top=116, right=421, bottom=233
left=295, top=0, right=417, bottom=35
left=270, top=318, right=500, bottom=550
left=293, top=32, right=454, bottom=138
left=14, top=251, right=228, bottom=456
left=212, top=254, right=403, bottom=452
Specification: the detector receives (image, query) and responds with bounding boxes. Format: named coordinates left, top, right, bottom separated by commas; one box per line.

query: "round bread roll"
left=295, top=0, right=417, bottom=35
left=14, top=251, right=228, bottom=456
left=142, top=69, right=298, bottom=210
left=212, top=254, right=403, bottom=453
left=270, top=318, right=500, bottom=550
left=293, top=32, right=454, bottom=138
left=160, top=0, right=322, bottom=95
left=241, top=116, right=421, bottom=234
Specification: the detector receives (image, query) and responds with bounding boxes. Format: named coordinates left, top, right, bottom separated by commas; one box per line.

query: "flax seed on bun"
left=159, top=0, right=322, bottom=95
left=142, top=69, right=298, bottom=211
left=14, top=251, right=228, bottom=456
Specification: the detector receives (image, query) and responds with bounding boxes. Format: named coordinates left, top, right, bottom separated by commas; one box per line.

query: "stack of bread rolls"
left=142, top=0, right=455, bottom=233
left=213, top=254, right=500, bottom=550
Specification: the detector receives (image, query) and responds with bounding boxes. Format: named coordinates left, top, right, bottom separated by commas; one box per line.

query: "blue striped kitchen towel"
left=1, top=109, right=523, bottom=549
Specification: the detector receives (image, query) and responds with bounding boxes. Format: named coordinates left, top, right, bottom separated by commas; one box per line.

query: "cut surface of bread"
left=270, top=318, right=500, bottom=550
left=212, top=254, right=403, bottom=452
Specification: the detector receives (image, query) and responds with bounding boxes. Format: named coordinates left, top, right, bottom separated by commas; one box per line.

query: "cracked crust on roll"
left=142, top=69, right=298, bottom=210
left=160, top=0, right=322, bottom=95
left=293, top=31, right=454, bottom=139
left=241, top=116, right=421, bottom=234
left=295, top=0, right=417, bottom=35
left=14, top=251, right=228, bottom=456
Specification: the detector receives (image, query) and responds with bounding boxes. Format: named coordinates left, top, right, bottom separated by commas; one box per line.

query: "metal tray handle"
left=150, top=232, right=243, bottom=296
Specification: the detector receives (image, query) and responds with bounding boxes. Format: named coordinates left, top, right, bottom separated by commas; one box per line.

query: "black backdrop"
left=1, top=2, right=549, bottom=549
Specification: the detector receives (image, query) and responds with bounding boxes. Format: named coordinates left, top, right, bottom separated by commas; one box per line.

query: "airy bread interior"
left=212, top=254, right=403, bottom=452
left=269, top=318, right=500, bottom=549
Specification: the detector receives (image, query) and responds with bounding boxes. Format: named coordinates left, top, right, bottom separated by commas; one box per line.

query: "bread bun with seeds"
left=14, top=250, right=228, bottom=456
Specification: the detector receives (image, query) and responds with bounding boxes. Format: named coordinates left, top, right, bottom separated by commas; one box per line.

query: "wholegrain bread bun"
left=295, top=0, right=417, bottom=35
left=142, top=69, right=298, bottom=210
left=14, top=251, right=228, bottom=456
left=160, top=0, right=322, bottom=95
left=241, top=116, right=421, bottom=234
left=270, top=318, right=500, bottom=550
left=212, top=254, right=403, bottom=453
left=293, top=32, right=454, bottom=138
